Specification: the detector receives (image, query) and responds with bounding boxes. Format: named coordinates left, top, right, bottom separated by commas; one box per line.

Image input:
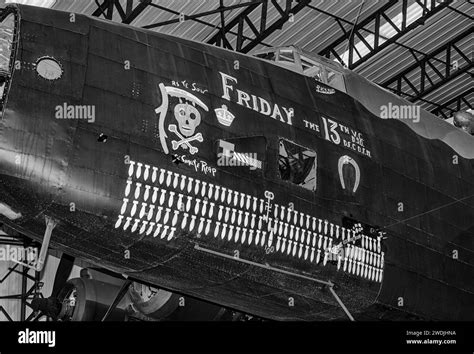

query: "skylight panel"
left=5, top=0, right=56, bottom=8
left=338, top=1, right=437, bottom=66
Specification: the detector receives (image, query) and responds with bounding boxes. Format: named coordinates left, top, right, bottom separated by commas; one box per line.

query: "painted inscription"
left=321, top=116, right=371, bottom=158
left=219, top=72, right=294, bottom=126
left=175, top=155, right=217, bottom=177
left=315, top=84, right=335, bottom=95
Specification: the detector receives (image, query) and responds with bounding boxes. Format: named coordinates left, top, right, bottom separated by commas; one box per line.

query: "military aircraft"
left=0, top=4, right=472, bottom=321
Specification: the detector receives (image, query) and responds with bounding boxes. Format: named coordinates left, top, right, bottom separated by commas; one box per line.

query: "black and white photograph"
left=0, top=0, right=472, bottom=352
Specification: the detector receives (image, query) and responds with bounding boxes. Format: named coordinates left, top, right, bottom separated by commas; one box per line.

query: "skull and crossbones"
left=156, top=84, right=208, bottom=155
left=169, top=101, right=203, bottom=154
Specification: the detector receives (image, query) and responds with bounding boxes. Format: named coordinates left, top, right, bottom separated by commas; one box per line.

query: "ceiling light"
left=5, top=0, right=56, bottom=8
left=338, top=1, right=436, bottom=66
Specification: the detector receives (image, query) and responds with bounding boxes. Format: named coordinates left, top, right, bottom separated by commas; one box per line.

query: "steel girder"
left=92, top=0, right=152, bottom=24
left=380, top=28, right=473, bottom=104
left=431, top=88, right=474, bottom=119
left=91, top=0, right=312, bottom=54
left=92, top=0, right=274, bottom=48
left=143, top=1, right=261, bottom=29
left=318, top=0, right=453, bottom=69
left=207, top=0, right=312, bottom=53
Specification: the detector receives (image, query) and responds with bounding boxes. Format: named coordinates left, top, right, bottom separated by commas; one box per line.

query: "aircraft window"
left=327, top=69, right=346, bottom=92
left=277, top=48, right=295, bottom=63
left=278, top=139, right=317, bottom=191
left=300, top=55, right=319, bottom=68
left=301, top=59, right=315, bottom=70
left=304, top=64, right=324, bottom=83
left=256, top=52, right=276, bottom=61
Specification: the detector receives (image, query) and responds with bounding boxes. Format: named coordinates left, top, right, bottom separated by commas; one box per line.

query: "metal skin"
left=0, top=5, right=472, bottom=321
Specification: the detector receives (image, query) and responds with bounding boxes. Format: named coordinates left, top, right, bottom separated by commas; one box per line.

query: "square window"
left=278, top=139, right=317, bottom=191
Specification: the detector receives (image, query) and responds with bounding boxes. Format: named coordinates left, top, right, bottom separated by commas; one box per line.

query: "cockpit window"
left=301, top=57, right=317, bottom=71
left=277, top=48, right=295, bottom=64
left=253, top=46, right=346, bottom=92
left=304, top=64, right=346, bottom=92
left=278, top=139, right=317, bottom=191
left=255, top=51, right=276, bottom=61
left=327, top=68, right=345, bottom=92
left=305, top=64, right=324, bottom=83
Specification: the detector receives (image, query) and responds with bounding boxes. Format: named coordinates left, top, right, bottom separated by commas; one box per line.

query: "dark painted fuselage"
left=0, top=5, right=473, bottom=320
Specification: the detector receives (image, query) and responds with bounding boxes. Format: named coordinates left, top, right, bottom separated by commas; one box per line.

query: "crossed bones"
left=169, top=124, right=203, bottom=155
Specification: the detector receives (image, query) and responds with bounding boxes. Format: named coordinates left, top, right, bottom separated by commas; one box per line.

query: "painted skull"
left=174, top=102, right=201, bottom=137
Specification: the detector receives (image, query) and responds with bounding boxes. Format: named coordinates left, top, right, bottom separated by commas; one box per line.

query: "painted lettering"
left=220, top=72, right=238, bottom=101
left=259, top=97, right=272, bottom=115
left=237, top=89, right=252, bottom=109
left=218, top=72, right=293, bottom=126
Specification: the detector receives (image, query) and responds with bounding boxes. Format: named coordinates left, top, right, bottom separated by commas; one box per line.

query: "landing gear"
left=35, top=216, right=57, bottom=272
left=11, top=215, right=57, bottom=272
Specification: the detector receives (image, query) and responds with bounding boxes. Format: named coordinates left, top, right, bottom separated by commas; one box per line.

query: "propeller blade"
left=51, top=253, right=75, bottom=298
left=101, top=279, right=132, bottom=321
